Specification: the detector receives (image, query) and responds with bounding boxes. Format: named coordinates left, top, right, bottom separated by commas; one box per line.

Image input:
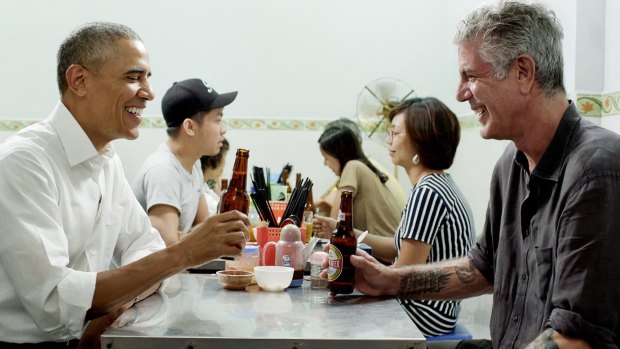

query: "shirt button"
left=521, top=273, right=527, bottom=281
left=512, top=316, right=519, bottom=323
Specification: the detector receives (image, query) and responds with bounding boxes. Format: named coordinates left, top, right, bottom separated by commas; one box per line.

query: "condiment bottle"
left=219, top=149, right=250, bottom=215
left=328, top=190, right=356, bottom=294
left=262, top=225, right=304, bottom=287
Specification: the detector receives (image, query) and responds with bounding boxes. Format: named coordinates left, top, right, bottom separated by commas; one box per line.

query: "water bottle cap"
left=309, top=251, right=328, bottom=265
left=243, top=244, right=259, bottom=255
left=280, top=224, right=301, bottom=242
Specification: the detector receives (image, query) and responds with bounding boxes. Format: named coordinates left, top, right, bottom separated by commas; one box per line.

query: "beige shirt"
left=338, top=160, right=406, bottom=237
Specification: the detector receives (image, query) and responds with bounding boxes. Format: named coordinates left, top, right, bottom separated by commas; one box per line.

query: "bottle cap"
left=280, top=224, right=302, bottom=242
left=243, top=244, right=259, bottom=255
left=309, top=251, right=328, bottom=265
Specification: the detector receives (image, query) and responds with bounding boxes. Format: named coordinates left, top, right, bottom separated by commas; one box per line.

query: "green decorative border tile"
left=3, top=93, right=618, bottom=133
left=0, top=120, right=36, bottom=131
left=577, top=95, right=603, bottom=116
left=577, top=92, right=620, bottom=117
left=457, top=115, right=479, bottom=129
left=0, top=116, right=481, bottom=133
left=602, top=92, right=620, bottom=116
left=13, top=107, right=611, bottom=133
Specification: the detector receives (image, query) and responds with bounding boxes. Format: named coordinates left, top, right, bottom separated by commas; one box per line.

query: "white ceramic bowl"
left=253, top=266, right=294, bottom=292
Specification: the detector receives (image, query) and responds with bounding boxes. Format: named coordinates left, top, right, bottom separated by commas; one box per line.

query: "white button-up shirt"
left=0, top=101, right=165, bottom=342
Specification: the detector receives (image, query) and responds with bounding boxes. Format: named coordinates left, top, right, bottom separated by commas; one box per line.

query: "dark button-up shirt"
left=470, top=104, right=620, bottom=349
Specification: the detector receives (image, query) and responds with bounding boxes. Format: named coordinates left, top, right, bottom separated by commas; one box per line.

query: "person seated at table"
left=132, top=78, right=237, bottom=246
left=315, top=97, right=475, bottom=336
left=200, top=137, right=230, bottom=215
left=323, top=2, right=620, bottom=347
left=316, top=123, right=406, bottom=238
left=0, top=22, right=249, bottom=348
left=314, top=118, right=365, bottom=217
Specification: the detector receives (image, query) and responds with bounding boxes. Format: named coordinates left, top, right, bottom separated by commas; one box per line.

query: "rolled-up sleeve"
left=549, top=171, right=620, bottom=348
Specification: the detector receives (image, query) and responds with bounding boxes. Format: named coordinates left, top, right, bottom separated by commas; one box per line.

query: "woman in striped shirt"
left=387, top=98, right=476, bottom=336
left=315, top=97, right=475, bottom=336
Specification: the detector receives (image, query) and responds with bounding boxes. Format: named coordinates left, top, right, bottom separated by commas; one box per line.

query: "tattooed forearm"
left=398, top=268, right=450, bottom=299
left=455, top=258, right=478, bottom=284
left=524, top=328, right=559, bottom=349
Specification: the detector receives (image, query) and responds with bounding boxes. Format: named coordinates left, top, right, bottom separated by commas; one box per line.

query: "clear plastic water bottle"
left=309, top=251, right=328, bottom=289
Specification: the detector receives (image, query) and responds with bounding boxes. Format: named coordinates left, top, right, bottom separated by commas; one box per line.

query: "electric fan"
left=356, top=78, right=415, bottom=147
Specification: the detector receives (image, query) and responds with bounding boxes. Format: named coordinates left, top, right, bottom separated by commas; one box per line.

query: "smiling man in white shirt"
left=0, top=22, right=249, bottom=348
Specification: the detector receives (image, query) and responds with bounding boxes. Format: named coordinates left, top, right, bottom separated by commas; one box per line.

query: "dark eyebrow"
left=126, top=68, right=152, bottom=78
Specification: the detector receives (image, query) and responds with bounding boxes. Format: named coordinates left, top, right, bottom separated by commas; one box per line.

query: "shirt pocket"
left=534, top=246, right=553, bottom=300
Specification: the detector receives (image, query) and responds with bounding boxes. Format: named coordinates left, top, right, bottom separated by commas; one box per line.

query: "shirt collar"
left=514, top=102, right=581, bottom=182
left=49, top=101, right=115, bottom=168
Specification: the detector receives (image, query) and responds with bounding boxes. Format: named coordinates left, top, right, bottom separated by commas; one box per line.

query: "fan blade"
left=399, top=89, right=416, bottom=102
left=368, top=116, right=386, bottom=137
left=364, top=86, right=390, bottom=108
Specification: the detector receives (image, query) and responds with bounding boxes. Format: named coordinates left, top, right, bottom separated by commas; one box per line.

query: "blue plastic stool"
left=425, top=323, right=473, bottom=341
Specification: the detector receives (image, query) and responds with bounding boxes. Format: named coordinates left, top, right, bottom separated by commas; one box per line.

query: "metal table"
left=101, top=273, right=426, bottom=349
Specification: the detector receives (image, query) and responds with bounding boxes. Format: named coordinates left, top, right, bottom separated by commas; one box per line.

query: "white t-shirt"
left=0, top=101, right=165, bottom=342
left=203, top=184, right=220, bottom=215
left=132, top=143, right=204, bottom=234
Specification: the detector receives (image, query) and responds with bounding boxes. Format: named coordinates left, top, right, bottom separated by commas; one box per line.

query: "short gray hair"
left=57, top=22, right=142, bottom=94
left=454, top=1, right=565, bottom=96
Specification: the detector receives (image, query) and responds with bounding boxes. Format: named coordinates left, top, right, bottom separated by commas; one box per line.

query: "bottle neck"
left=336, top=192, right=353, bottom=231
left=228, top=151, right=248, bottom=192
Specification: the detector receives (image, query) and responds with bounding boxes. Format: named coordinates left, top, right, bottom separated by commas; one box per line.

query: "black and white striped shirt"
left=395, top=173, right=475, bottom=336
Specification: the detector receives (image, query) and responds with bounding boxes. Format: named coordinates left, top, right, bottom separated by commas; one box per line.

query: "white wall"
left=0, top=0, right=576, bottom=120
left=606, top=0, right=620, bottom=92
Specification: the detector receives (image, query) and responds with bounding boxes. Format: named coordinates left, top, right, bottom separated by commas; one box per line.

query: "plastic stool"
left=426, top=323, right=473, bottom=341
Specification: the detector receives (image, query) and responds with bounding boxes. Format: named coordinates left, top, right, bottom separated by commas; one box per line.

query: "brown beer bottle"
left=328, top=190, right=356, bottom=294
left=218, top=149, right=250, bottom=215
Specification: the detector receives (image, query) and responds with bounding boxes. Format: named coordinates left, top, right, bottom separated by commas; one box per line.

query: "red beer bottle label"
left=327, top=245, right=344, bottom=281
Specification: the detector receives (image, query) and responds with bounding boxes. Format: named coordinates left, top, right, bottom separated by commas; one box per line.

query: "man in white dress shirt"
left=0, top=22, right=248, bottom=348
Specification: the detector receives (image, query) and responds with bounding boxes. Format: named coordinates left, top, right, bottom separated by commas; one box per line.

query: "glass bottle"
left=295, top=172, right=302, bottom=188
left=303, top=181, right=316, bottom=241
left=281, top=169, right=292, bottom=201
left=219, top=149, right=250, bottom=215
left=328, top=190, right=356, bottom=294
left=220, top=178, right=229, bottom=193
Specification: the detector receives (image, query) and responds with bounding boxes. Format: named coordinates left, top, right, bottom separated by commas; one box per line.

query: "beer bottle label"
left=327, top=245, right=343, bottom=281
left=337, top=210, right=344, bottom=222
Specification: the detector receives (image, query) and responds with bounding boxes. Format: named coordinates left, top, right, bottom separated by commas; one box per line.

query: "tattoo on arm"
left=525, top=328, right=559, bottom=349
left=398, top=268, right=450, bottom=299
left=455, top=259, right=478, bottom=284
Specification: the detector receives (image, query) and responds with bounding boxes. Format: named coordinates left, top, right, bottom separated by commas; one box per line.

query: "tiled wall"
left=576, top=91, right=620, bottom=117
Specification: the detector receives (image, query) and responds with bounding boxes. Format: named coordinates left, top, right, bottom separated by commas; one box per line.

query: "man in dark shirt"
left=335, top=2, right=620, bottom=348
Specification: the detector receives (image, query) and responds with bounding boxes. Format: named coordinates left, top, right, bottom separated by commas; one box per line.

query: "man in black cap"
left=132, top=78, right=238, bottom=246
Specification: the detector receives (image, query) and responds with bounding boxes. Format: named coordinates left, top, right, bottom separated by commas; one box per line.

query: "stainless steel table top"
left=101, top=273, right=426, bottom=349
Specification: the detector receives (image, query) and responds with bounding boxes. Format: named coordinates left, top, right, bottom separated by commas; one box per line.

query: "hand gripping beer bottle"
left=328, top=190, right=356, bottom=294
left=218, top=149, right=250, bottom=215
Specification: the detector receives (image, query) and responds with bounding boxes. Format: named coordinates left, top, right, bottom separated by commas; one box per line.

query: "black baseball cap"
left=161, top=78, right=238, bottom=127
